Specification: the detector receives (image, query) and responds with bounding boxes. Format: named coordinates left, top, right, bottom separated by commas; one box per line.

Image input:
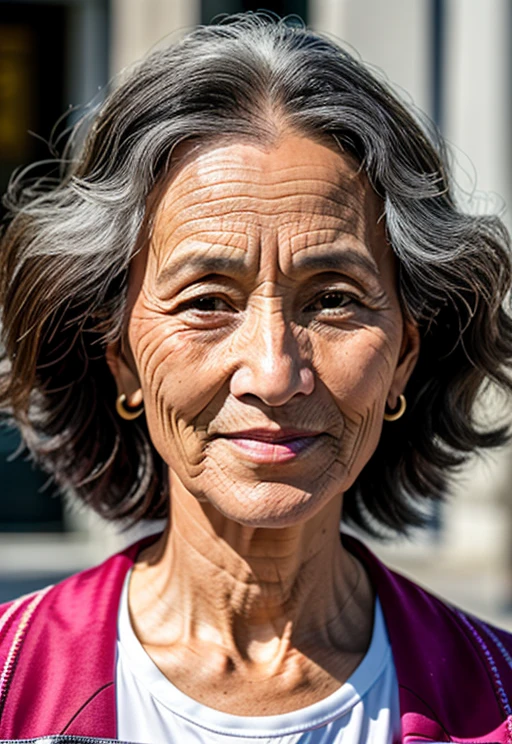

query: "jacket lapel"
left=344, top=535, right=511, bottom=743
left=0, top=542, right=139, bottom=739
left=4, top=532, right=512, bottom=742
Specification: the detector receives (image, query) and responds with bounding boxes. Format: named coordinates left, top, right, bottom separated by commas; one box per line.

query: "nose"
left=229, top=303, right=314, bottom=406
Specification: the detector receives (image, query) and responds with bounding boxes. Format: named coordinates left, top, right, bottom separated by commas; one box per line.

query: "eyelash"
left=181, top=296, right=233, bottom=313
left=179, top=289, right=358, bottom=315
left=303, top=290, right=356, bottom=313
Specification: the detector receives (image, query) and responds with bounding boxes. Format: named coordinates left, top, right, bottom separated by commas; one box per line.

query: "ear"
left=105, top=340, right=143, bottom=408
left=387, top=318, right=421, bottom=409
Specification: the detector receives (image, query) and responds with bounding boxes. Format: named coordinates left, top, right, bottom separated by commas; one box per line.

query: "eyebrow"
left=293, top=248, right=381, bottom=281
left=156, top=254, right=248, bottom=287
left=156, top=248, right=381, bottom=290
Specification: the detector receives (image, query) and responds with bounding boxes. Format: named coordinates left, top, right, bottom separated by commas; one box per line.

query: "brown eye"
left=183, top=295, right=232, bottom=312
left=319, top=292, right=351, bottom=309
left=305, top=291, right=353, bottom=312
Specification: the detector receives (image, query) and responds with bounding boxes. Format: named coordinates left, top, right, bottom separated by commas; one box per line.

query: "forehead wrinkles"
left=160, top=161, right=364, bottom=214
left=151, top=162, right=368, bottom=261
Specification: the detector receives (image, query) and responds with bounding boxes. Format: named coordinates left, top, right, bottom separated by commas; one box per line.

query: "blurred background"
left=1, top=0, right=512, bottom=626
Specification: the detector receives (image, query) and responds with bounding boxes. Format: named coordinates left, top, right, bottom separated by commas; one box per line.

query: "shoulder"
left=0, top=585, right=53, bottom=729
left=0, top=587, right=48, bottom=649
left=0, top=536, right=144, bottom=678
left=0, top=586, right=52, bottom=660
left=448, top=603, right=512, bottom=688
left=390, top=576, right=512, bottom=731
left=0, top=537, right=150, bottom=737
left=345, top=533, right=512, bottom=730
left=382, top=557, right=512, bottom=664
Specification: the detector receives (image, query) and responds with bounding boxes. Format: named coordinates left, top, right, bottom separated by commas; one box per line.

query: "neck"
left=129, top=473, right=373, bottom=671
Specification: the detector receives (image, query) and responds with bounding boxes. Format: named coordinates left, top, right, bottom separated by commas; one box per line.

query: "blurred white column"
left=311, top=0, right=430, bottom=115
left=444, top=0, right=511, bottom=224
left=441, top=0, right=512, bottom=569
left=309, top=0, right=348, bottom=43
left=110, top=0, right=201, bottom=75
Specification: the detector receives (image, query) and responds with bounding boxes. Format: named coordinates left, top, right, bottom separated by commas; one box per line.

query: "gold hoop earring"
left=383, top=394, right=406, bottom=422
left=116, top=393, right=144, bottom=421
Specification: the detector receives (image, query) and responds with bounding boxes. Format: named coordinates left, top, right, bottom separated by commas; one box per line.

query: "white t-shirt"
left=116, top=572, right=400, bottom=743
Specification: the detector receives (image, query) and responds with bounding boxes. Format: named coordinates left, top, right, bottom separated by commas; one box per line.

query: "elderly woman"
left=1, top=14, right=512, bottom=743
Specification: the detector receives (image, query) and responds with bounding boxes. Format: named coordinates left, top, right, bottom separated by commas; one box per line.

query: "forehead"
left=150, top=135, right=388, bottom=271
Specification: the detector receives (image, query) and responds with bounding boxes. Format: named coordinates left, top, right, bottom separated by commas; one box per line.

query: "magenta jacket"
left=1, top=534, right=512, bottom=742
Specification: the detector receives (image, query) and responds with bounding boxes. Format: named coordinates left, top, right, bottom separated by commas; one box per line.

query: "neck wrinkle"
left=129, top=476, right=368, bottom=667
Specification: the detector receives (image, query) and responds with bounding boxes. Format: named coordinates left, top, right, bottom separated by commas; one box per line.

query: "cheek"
left=317, top=325, right=398, bottom=409
left=130, top=312, right=217, bottom=409
left=128, top=309, right=230, bottom=468
left=314, top=326, right=399, bottom=481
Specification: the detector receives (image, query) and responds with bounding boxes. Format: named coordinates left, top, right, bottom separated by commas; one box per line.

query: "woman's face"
left=112, top=135, right=419, bottom=527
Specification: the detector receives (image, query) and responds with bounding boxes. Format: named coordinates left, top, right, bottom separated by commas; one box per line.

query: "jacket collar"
left=344, top=535, right=510, bottom=742
left=4, top=533, right=511, bottom=741
left=1, top=539, right=140, bottom=738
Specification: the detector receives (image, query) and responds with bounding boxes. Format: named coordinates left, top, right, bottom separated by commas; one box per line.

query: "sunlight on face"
left=126, top=136, right=415, bottom=527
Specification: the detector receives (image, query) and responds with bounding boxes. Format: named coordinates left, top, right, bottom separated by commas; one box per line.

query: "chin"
left=199, top=474, right=343, bottom=529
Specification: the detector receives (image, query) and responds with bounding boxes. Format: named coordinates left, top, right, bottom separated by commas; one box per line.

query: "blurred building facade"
left=1, top=0, right=512, bottom=621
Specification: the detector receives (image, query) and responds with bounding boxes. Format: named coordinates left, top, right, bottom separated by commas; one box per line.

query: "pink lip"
left=219, top=429, right=323, bottom=463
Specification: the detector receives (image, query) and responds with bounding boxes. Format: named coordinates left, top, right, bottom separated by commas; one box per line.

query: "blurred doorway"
left=0, top=0, right=109, bottom=531
left=201, top=0, right=308, bottom=24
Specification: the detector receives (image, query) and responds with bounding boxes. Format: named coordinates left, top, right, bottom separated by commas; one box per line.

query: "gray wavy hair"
left=1, top=13, right=512, bottom=536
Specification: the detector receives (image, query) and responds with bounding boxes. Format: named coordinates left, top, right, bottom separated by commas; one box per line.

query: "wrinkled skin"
left=107, top=135, right=420, bottom=715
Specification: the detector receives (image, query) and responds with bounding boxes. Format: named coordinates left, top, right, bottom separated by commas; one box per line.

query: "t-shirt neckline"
left=117, top=569, right=392, bottom=737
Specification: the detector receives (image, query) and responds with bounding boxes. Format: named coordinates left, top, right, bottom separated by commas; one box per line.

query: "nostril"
left=230, top=361, right=314, bottom=406
left=299, top=367, right=315, bottom=396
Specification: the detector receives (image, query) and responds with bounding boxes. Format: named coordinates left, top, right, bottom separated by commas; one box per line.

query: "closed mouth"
left=216, top=430, right=325, bottom=463
left=220, top=429, right=323, bottom=443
